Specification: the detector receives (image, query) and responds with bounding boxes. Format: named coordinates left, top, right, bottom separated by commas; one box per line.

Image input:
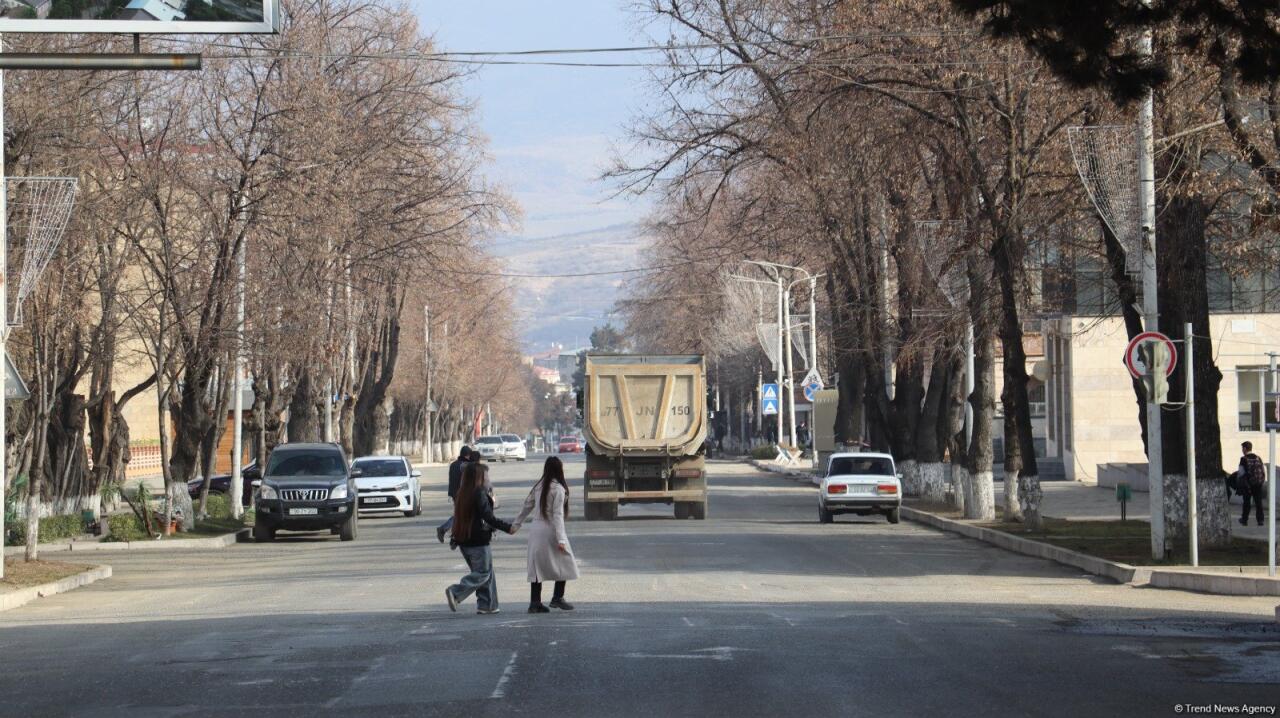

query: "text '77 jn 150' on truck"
left=581, top=354, right=708, bottom=520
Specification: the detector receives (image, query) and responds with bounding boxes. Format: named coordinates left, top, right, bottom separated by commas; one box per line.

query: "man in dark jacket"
left=437, top=447, right=473, bottom=543
left=1238, top=441, right=1268, bottom=527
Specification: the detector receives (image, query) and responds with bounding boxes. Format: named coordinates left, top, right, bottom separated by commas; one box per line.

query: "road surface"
left=1, top=456, right=1277, bottom=717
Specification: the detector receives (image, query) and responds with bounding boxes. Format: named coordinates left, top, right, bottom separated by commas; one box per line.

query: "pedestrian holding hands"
left=512, top=456, right=580, bottom=613
left=445, top=462, right=515, bottom=615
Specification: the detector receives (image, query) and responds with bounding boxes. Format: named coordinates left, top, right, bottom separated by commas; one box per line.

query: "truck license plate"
left=288, top=508, right=319, bottom=516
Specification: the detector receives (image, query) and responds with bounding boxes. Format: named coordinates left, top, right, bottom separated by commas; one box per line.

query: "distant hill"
left=489, top=222, right=646, bottom=350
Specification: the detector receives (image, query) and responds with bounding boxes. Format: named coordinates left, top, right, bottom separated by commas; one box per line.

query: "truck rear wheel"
left=674, top=502, right=691, bottom=520
left=690, top=500, right=707, bottom=520
left=600, top=502, right=618, bottom=520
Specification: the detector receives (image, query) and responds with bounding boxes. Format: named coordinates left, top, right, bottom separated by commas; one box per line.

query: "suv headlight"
left=395, top=482, right=410, bottom=491
left=259, top=484, right=278, bottom=500
left=329, top=483, right=349, bottom=500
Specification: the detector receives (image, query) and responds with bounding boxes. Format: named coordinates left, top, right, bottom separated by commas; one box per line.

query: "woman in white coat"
left=512, top=456, right=579, bottom=612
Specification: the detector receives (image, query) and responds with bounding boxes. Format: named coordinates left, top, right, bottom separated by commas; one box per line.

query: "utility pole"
left=964, top=322, right=975, bottom=448
left=1185, top=322, right=1197, bottom=566
left=0, top=56, right=8, bottom=580
left=1138, top=12, right=1165, bottom=561
left=783, top=285, right=798, bottom=450
left=229, top=236, right=246, bottom=519
left=775, top=273, right=784, bottom=448
left=808, top=276, right=818, bottom=374
left=1270, top=353, right=1277, bottom=577
left=423, top=304, right=432, bottom=465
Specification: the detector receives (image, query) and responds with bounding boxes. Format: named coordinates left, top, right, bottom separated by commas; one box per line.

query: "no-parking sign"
left=1124, top=331, right=1176, bottom=379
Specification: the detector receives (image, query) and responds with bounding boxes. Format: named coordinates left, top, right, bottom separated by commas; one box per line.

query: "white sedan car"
left=351, top=455, right=421, bottom=517
left=818, top=452, right=901, bottom=524
left=500, top=434, right=527, bottom=461
left=475, top=435, right=505, bottom=461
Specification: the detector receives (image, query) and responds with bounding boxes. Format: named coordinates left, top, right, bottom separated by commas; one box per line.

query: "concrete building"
left=1044, top=313, right=1280, bottom=485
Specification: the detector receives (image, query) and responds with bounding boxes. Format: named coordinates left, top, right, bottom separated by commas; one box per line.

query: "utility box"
left=813, top=388, right=838, bottom=469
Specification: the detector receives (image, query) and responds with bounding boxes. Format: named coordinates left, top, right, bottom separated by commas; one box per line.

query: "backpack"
left=1244, top=453, right=1267, bottom=487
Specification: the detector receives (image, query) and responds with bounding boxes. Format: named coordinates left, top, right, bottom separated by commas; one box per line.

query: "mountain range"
left=489, top=222, right=647, bottom=351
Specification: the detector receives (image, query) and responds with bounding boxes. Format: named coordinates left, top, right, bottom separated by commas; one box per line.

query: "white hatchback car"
left=351, top=455, right=421, bottom=517
left=475, top=435, right=505, bottom=461
left=500, top=434, right=527, bottom=461
left=818, top=452, right=902, bottom=524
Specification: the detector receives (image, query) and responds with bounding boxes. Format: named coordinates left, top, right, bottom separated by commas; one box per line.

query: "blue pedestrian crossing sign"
left=761, top=383, right=779, bottom=415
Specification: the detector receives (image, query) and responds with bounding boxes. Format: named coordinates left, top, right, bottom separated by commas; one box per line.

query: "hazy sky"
left=411, top=1, right=654, bottom=240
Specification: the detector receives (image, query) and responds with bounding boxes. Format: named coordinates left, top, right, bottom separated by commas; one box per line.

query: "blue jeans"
left=450, top=545, right=497, bottom=611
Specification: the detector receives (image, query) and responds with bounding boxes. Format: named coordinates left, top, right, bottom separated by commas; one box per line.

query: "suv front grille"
left=281, top=488, right=328, bottom=502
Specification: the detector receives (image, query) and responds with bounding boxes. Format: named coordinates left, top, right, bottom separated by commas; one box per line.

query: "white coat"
left=512, top=479, right=579, bottom=583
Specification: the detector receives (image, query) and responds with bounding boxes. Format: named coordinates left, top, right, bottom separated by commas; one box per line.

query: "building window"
left=1237, top=366, right=1277, bottom=431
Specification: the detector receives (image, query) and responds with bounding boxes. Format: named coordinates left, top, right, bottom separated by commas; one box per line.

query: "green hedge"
left=3, top=514, right=86, bottom=546
left=750, top=445, right=777, bottom=460
left=105, top=513, right=149, bottom=542
left=203, top=493, right=232, bottom=519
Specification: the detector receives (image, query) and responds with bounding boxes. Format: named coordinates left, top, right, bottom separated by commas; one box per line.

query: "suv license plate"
left=288, top=508, right=319, bottom=516
left=364, top=497, right=388, bottom=503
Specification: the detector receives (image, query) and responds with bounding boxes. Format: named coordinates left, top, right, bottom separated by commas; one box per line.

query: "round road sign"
left=1124, top=331, right=1177, bottom=380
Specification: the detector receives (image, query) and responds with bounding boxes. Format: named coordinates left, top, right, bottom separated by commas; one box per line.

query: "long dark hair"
left=539, top=456, right=569, bottom=520
left=452, top=462, right=489, bottom=542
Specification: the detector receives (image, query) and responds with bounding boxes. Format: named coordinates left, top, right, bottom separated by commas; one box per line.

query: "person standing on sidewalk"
left=446, top=462, right=514, bottom=615
left=437, top=446, right=473, bottom=543
left=1238, top=441, right=1268, bottom=527
left=512, top=456, right=579, bottom=613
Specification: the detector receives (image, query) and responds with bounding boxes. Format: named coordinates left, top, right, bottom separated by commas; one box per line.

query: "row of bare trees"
left=616, top=0, right=1280, bottom=547
left=2, top=0, right=534, bottom=555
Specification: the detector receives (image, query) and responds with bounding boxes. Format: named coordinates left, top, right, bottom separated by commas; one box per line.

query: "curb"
left=901, top=506, right=1150, bottom=586
left=1146, top=569, right=1280, bottom=597
left=903, top=506, right=1280, bottom=597
left=3, top=528, right=249, bottom=555
left=0, top=564, right=112, bottom=612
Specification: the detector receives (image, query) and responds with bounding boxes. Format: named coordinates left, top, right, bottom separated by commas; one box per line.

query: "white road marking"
left=623, top=647, right=753, bottom=662
left=490, top=650, right=519, bottom=699
left=682, top=617, right=694, bottom=627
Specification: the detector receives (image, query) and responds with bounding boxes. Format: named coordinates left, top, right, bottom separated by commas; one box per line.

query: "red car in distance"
left=557, top=436, right=582, bottom=453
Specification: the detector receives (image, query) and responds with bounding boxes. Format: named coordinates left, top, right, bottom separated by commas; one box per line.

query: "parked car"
left=351, top=455, right=421, bottom=517
left=475, top=435, right=505, bottom=461
left=557, top=435, right=582, bottom=453
left=186, top=461, right=260, bottom=507
left=818, top=452, right=901, bottom=524
left=500, top=434, right=527, bottom=461
left=254, top=443, right=359, bottom=542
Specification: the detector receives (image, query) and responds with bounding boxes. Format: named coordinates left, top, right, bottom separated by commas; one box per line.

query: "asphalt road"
left=1, top=455, right=1278, bottom=717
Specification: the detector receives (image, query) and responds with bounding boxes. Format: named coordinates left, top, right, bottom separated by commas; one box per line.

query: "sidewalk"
left=1040, top=482, right=1271, bottom=543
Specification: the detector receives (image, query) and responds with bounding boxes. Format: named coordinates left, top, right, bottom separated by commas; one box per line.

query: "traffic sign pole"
left=1185, top=323, right=1197, bottom=567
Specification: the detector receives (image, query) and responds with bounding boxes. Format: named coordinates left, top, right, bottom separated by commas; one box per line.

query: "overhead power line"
left=172, top=29, right=979, bottom=60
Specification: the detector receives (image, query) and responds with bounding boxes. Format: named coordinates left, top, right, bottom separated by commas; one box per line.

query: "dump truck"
left=582, top=354, right=708, bottom=520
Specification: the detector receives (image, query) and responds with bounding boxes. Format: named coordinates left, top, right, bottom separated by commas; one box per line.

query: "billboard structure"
left=0, top=0, right=277, bottom=34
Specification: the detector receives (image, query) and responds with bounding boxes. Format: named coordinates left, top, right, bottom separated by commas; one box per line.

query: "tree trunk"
left=1157, top=194, right=1230, bottom=549
left=964, top=253, right=997, bottom=521
left=991, top=230, right=1040, bottom=527
left=287, top=369, right=321, bottom=443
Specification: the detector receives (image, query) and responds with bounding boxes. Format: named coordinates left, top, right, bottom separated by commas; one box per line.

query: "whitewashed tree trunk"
left=950, top=464, right=967, bottom=513
left=898, top=459, right=920, bottom=496
left=1017, top=472, right=1043, bottom=529
left=1003, top=472, right=1023, bottom=522
left=919, top=462, right=947, bottom=503
left=169, top=481, right=195, bottom=532
left=964, top=470, right=995, bottom=520
left=1163, top=474, right=1231, bottom=549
